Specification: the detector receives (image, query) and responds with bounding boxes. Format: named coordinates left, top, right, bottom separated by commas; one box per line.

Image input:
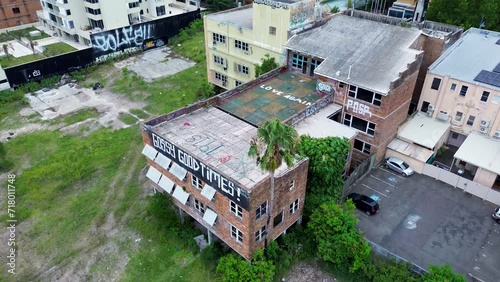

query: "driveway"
left=349, top=167, right=500, bottom=282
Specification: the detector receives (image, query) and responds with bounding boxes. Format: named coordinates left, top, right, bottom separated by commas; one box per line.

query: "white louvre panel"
left=154, top=153, right=171, bottom=170
left=157, top=175, right=175, bottom=193
left=145, top=166, right=162, bottom=183
left=169, top=162, right=187, bottom=181
left=172, top=186, right=190, bottom=205
left=142, top=144, right=158, bottom=160
left=203, top=208, right=218, bottom=226
left=201, top=184, right=216, bottom=201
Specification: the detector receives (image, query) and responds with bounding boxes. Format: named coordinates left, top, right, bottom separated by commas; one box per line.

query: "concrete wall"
left=385, top=148, right=425, bottom=174
left=473, top=168, right=497, bottom=188
left=418, top=73, right=500, bottom=138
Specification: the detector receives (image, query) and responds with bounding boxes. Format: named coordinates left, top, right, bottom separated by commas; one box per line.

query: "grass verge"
left=129, top=109, right=150, bottom=119
left=118, top=113, right=138, bottom=125
left=42, top=42, right=78, bottom=57
left=0, top=53, right=45, bottom=68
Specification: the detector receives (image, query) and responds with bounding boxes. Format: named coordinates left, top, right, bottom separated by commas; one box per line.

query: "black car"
left=493, top=207, right=500, bottom=224
left=347, top=193, right=379, bottom=215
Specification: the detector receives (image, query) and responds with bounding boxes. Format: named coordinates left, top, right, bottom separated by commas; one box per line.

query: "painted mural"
left=289, top=0, right=316, bottom=28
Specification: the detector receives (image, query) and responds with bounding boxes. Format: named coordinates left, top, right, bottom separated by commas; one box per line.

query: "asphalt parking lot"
left=349, top=167, right=500, bottom=282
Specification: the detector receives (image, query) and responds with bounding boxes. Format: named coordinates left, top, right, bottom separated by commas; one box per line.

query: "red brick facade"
left=141, top=128, right=308, bottom=260
left=0, top=0, right=41, bottom=29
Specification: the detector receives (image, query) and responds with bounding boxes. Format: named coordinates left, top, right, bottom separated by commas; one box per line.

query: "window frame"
left=343, top=113, right=376, bottom=136
left=212, top=33, right=226, bottom=45
left=269, top=26, right=276, bottom=35
left=255, top=201, right=267, bottom=220
left=348, top=85, right=382, bottom=106
left=466, top=115, right=475, bottom=126
left=450, top=83, right=457, bottom=91
left=12, top=7, right=21, bottom=14
left=289, top=180, right=295, bottom=191
left=455, top=111, right=463, bottom=121
left=230, top=200, right=243, bottom=218
left=353, top=139, right=371, bottom=154
left=459, top=85, right=468, bottom=96
left=194, top=198, right=205, bottom=213
left=235, top=63, right=249, bottom=75
left=480, top=91, right=490, bottom=103
left=291, top=53, right=307, bottom=70
left=191, top=174, right=203, bottom=190
left=289, top=199, right=299, bottom=214
left=431, top=77, right=441, bottom=90
left=273, top=211, right=284, bottom=227
left=234, top=39, right=249, bottom=52
left=255, top=225, right=267, bottom=242
left=215, top=72, right=227, bottom=84
left=230, top=225, right=243, bottom=243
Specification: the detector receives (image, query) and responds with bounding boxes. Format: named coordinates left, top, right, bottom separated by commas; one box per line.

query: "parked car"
left=347, top=193, right=379, bottom=215
left=384, top=157, right=414, bottom=176
left=493, top=207, right=500, bottom=224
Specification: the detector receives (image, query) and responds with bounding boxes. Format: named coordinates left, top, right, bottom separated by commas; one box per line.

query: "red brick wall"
left=141, top=129, right=309, bottom=260
left=0, top=0, right=41, bottom=29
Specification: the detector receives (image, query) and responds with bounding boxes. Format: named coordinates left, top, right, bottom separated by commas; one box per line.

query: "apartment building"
left=285, top=13, right=423, bottom=165
left=0, top=0, right=41, bottom=29
left=417, top=28, right=500, bottom=188
left=37, top=0, right=198, bottom=45
left=141, top=105, right=308, bottom=260
left=204, top=0, right=325, bottom=90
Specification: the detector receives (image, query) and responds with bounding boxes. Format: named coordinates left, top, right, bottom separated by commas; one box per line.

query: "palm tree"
left=2, top=44, right=10, bottom=61
left=248, top=119, right=299, bottom=252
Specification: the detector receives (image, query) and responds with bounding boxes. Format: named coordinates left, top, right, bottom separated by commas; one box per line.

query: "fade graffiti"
left=253, top=0, right=289, bottom=10
left=347, top=99, right=372, bottom=117
left=94, top=47, right=141, bottom=63
left=92, top=24, right=152, bottom=53
left=259, top=84, right=313, bottom=106
left=316, top=81, right=332, bottom=93
left=290, top=0, right=315, bottom=27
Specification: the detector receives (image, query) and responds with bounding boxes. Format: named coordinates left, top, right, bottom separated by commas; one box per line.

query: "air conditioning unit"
left=480, top=119, right=490, bottom=127
left=428, top=104, right=435, bottom=111
left=494, top=131, right=500, bottom=139
left=437, top=111, right=449, bottom=121
left=426, top=110, right=433, bottom=117
left=479, top=126, right=488, bottom=134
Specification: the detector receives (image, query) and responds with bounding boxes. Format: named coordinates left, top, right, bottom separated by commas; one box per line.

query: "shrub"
left=216, top=249, right=275, bottom=282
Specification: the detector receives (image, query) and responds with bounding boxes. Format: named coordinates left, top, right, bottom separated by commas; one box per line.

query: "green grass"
left=0, top=53, right=45, bottom=68
left=50, top=107, right=100, bottom=125
left=0, top=32, right=11, bottom=43
left=130, top=109, right=150, bottom=119
left=43, top=42, right=77, bottom=57
left=118, top=113, right=138, bottom=125
left=2, top=27, right=49, bottom=43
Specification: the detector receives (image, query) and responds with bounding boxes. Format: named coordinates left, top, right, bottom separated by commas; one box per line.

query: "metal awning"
left=154, top=153, right=171, bottom=170
left=203, top=208, right=218, bottom=226
left=172, top=186, right=190, bottom=205
left=201, top=184, right=216, bottom=201
left=141, top=144, right=158, bottom=160
left=145, top=166, right=162, bottom=183
left=157, top=175, right=175, bottom=193
left=169, top=162, right=188, bottom=181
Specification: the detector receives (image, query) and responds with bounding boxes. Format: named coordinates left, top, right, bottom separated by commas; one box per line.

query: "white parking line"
left=362, top=183, right=389, bottom=198
left=378, top=167, right=406, bottom=179
left=370, top=175, right=396, bottom=188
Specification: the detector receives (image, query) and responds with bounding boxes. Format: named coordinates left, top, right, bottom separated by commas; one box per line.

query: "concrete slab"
left=114, top=47, right=195, bottom=82
left=349, top=168, right=500, bottom=282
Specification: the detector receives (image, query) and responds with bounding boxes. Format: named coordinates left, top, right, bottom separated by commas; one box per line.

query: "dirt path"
left=284, top=261, right=340, bottom=282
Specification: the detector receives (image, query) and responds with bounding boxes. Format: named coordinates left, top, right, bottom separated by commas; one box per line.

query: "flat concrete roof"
left=151, top=106, right=290, bottom=190
left=205, top=6, right=253, bottom=30
left=219, top=71, right=326, bottom=126
left=454, top=132, right=500, bottom=175
left=388, top=138, right=433, bottom=163
left=294, top=103, right=358, bottom=139
left=285, top=14, right=422, bottom=94
left=429, top=28, right=500, bottom=91
left=398, top=113, right=450, bottom=150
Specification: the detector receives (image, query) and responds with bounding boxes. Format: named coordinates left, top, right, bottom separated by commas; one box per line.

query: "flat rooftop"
left=151, top=106, right=289, bottom=190
left=398, top=112, right=450, bottom=150
left=294, top=103, right=358, bottom=139
left=429, top=28, right=500, bottom=91
left=285, top=14, right=422, bottom=94
left=205, top=6, right=253, bottom=30
left=388, top=138, right=433, bottom=163
left=454, top=132, right=500, bottom=175
left=219, top=71, right=325, bottom=126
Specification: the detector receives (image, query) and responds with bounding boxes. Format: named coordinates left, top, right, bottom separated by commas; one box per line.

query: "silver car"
left=384, top=157, right=414, bottom=176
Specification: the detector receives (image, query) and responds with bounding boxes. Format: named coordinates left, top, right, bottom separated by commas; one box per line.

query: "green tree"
left=330, top=6, right=340, bottom=13
left=248, top=119, right=299, bottom=250
left=255, top=54, right=279, bottom=78
left=308, top=200, right=371, bottom=273
left=297, top=136, right=350, bottom=213
left=347, top=0, right=353, bottom=9
left=206, top=0, right=234, bottom=12
left=426, top=0, right=500, bottom=31
left=2, top=44, right=10, bottom=61
left=216, top=249, right=275, bottom=282
left=422, top=264, right=466, bottom=282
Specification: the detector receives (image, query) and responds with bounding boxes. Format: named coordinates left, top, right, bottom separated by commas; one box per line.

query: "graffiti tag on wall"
left=92, top=24, right=152, bottom=54
left=347, top=99, right=372, bottom=117
left=259, top=84, right=313, bottom=106
left=316, top=81, right=332, bottom=93
left=289, top=0, right=315, bottom=28
left=254, top=0, right=289, bottom=10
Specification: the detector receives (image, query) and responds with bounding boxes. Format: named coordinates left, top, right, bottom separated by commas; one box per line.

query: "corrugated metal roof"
left=454, top=132, right=500, bottom=175
left=429, top=28, right=500, bottom=91
left=285, top=15, right=422, bottom=94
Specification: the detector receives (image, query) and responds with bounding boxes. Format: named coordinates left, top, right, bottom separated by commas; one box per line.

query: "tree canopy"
left=309, top=200, right=371, bottom=273
left=426, top=0, right=500, bottom=32
left=255, top=54, right=279, bottom=78
left=422, top=264, right=467, bottom=282
left=206, top=0, right=234, bottom=12
left=215, top=249, right=275, bottom=282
